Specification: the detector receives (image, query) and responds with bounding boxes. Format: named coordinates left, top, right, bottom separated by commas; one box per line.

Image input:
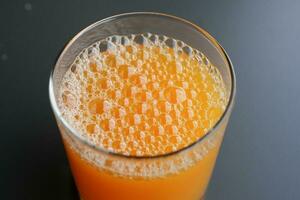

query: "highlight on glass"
left=49, top=12, right=236, bottom=200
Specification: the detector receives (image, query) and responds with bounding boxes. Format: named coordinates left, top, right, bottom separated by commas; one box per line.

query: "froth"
left=59, top=33, right=227, bottom=159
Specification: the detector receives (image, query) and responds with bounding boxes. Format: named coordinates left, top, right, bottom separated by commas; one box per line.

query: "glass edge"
left=49, top=12, right=236, bottom=160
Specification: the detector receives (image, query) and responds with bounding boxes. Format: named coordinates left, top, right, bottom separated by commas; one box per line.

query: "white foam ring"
left=60, top=120, right=224, bottom=178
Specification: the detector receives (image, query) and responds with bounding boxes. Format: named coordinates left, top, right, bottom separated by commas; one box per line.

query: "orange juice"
left=58, top=33, right=227, bottom=200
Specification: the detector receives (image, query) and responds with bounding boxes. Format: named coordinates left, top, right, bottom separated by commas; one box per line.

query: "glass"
left=49, top=12, right=236, bottom=200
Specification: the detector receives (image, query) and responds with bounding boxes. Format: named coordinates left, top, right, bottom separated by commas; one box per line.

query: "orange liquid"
left=59, top=34, right=227, bottom=200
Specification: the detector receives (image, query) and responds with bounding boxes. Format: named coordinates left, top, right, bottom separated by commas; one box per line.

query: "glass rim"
left=49, top=12, right=236, bottom=159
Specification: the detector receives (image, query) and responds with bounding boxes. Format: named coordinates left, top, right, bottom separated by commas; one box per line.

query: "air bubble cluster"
left=59, top=33, right=227, bottom=156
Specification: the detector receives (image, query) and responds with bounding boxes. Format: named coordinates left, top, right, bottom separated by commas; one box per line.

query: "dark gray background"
left=1, top=0, right=300, bottom=199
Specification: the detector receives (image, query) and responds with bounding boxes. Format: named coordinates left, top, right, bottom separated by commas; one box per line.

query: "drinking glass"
left=49, top=12, right=236, bottom=200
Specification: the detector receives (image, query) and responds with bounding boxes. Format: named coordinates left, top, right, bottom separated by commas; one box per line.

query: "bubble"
left=164, top=86, right=186, bottom=104
left=139, top=75, right=147, bottom=84
left=119, top=107, right=126, bottom=117
left=135, top=90, right=147, bottom=102
left=127, top=66, right=136, bottom=76
left=88, top=98, right=104, bottom=115
left=109, top=118, right=116, bottom=130
left=61, top=90, right=76, bottom=108
left=170, top=135, right=179, bottom=144
left=139, top=131, right=146, bottom=138
left=118, top=64, right=129, bottom=78
left=165, top=38, right=175, bottom=48
left=124, top=98, right=129, bottom=106
left=89, top=61, right=98, bottom=72
left=165, top=125, right=178, bottom=135
left=126, top=128, right=133, bottom=138
left=133, top=34, right=144, bottom=44
left=158, top=114, right=172, bottom=125
left=86, top=123, right=96, bottom=134
left=157, top=101, right=168, bottom=113
left=175, top=61, right=183, bottom=73
left=100, top=119, right=109, bottom=131
left=134, top=114, right=141, bottom=125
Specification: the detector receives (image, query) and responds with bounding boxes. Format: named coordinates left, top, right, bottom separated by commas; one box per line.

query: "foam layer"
left=59, top=33, right=227, bottom=157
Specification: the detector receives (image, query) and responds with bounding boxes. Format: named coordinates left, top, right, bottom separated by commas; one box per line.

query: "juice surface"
left=59, top=33, right=227, bottom=200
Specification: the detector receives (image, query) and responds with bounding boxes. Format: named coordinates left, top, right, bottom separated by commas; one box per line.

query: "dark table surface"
left=1, top=0, right=300, bottom=199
